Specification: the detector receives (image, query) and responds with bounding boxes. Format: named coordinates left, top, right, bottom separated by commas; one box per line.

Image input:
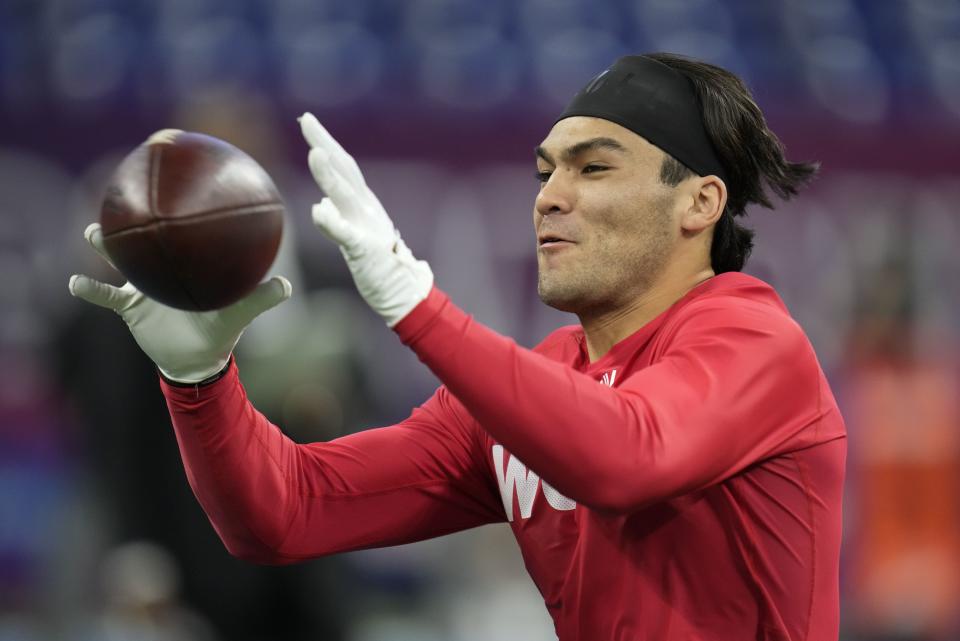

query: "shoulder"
left=660, top=273, right=811, bottom=357
left=674, top=273, right=797, bottom=327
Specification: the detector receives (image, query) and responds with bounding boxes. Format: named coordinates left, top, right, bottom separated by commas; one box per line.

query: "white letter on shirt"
left=493, top=445, right=576, bottom=520
left=541, top=480, right=576, bottom=512
left=493, top=444, right=540, bottom=522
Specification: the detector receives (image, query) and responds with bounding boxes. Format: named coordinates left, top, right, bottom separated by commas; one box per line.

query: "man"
left=70, top=54, right=845, bottom=640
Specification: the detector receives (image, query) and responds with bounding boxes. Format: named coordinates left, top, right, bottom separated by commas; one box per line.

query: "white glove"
left=68, top=222, right=292, bottom=383
left=299, top=112, right=433, bottom=327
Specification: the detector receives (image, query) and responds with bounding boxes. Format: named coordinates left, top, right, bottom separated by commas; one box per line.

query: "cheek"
left=587, top=191, right=675, bottom=251
left=586, top=192, right=646, bottom=237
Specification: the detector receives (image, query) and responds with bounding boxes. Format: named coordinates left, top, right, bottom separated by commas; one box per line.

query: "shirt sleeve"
left=394, top=286, right=837, bottom=514
left=160, top=361, right=505, bottom=564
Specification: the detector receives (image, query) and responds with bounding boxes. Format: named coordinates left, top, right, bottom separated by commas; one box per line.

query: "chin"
left=537, top=280, right=588, bottom=313
left=539, top=295, right=580, bottom=313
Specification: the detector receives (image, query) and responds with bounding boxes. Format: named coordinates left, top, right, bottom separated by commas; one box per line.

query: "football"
left=99, top=129, right=284, bottom=311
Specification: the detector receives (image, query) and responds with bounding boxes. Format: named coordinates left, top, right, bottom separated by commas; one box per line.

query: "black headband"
left=556, top=55, right=727, bottom=184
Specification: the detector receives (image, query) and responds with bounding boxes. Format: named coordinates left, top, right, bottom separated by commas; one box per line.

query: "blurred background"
left=2, top=0, right=959, bottom=639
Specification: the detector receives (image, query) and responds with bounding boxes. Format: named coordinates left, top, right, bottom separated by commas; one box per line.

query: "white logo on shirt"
left=600, top=369, right=617, bottom=387
left=492, top=444, right=576, bottom=521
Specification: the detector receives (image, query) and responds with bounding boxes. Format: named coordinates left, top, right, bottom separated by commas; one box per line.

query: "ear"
left=680, top=175, right=727, bottom=232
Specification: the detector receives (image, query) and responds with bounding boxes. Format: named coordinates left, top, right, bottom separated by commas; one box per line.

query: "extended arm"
left=68, top=211, right=502, bottom=564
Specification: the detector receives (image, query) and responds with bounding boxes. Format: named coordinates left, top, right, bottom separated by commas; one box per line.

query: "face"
left=534, top=117, right=682, bottom=315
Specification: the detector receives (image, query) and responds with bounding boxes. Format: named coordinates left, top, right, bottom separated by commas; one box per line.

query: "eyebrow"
left=535, top=137, right=630, bottom=165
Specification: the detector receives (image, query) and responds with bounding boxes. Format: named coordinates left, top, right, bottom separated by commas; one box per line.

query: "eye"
left=582, top=164, right=607, bottom=175
left=535, top=170, right=552, bottom=183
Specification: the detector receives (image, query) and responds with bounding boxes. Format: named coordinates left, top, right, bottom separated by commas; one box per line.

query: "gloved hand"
left=299, top=112, right=433, bottom=327
left=68, top=222, right=291, bottom=383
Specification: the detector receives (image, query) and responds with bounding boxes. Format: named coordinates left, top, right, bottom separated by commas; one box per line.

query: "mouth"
left=538, top=233, right=575, bottom=249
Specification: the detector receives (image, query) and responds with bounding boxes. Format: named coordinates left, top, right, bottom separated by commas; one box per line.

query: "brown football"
left=99, top=129, right=284, bottom=311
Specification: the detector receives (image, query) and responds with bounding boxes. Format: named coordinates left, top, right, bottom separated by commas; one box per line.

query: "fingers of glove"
left=360, top=186, right=399, bottom=232
left=299, top=113, right=365, bottom=191
left=83, top=222, right=116, bottom=268
left=225, top=276, right=292, bottom=326
left=308, top=148, right=364, bottom=213
left=69, top=274, right=131, bottom=311
left=312, top=199, right=363, bottom=250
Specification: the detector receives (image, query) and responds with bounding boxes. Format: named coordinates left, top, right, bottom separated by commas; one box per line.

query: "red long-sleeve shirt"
left=161, top=272, right=845, bottom=640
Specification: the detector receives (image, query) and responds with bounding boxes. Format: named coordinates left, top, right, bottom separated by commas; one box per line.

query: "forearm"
left=161, top=360, right=503, bottom=562
left=161, top=360, right=304, bottom=563
left=395, top=290, right=642, bottom=510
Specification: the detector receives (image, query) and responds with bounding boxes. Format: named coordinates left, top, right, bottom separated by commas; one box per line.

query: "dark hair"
left=649, top=53, right=819, bottom=274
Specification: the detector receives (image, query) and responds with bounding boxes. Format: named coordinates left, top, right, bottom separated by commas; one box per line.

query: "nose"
left=535, top=171, right=574, bottom=218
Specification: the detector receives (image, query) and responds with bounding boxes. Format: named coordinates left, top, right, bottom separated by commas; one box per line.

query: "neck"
left=580, top=266, right=715, bottom=363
